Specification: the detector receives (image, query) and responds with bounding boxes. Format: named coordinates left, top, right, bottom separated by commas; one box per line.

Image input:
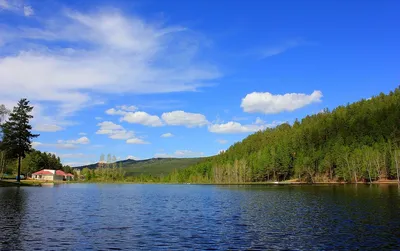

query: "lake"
left=0, top=184, right=399, bottom=250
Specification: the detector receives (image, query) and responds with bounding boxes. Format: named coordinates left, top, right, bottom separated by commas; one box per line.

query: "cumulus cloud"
left=126, top=138, right=149, bottom=144
left=96, top=121, right=148, bottom=143
left=161, top=133, right=174, bottom=138
left=105, top=105, right=138, bottom=116
left=0, top=8, right=220, bottom=127
left=117, top=105, right=137, bottom=112
left=209, top=120, right=283, bottom=134
left=154, top=150, right=204, bottom=158
left=161, top=110, right=209, bottom=127
left=96, top=121, right=133, bottom=140
left=105, top=108, right=128, bottom=116
left=121, top=111, right=163, bottom=127
left=58, top=136, right=90, bottom=145
left=241, top=90, right=322, bottom=114
left=33, top=123, right=63, bottom=132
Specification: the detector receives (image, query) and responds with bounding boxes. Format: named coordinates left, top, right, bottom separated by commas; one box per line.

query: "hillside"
left=170, top=87, right=400, bottom=183
left=76, top=158, right=205, bottom=177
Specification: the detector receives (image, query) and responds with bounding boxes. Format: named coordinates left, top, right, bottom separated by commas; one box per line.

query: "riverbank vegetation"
left=167, top=88, right=400, bottom=184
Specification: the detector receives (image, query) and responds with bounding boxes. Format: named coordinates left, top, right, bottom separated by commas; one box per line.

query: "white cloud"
left=23, top=5, right=33, bottom=16
left=29, top=103, right=75, bottom=133
left=96, top=121, right=149, bottom=143
left=79, top=132, right=87, bottom=136
left=31, top=141, right=42, bottom=148
left=216, top=139, right=228, bottom=144
left=241, top=90, right=322, bottom=114
left=32, top=136, right=90, bottom=150
left=127, top=155, right=140, bottom=160
left=96, top=121, right=134, bottom=140
left=55, top=143, right=78, bottom=149
left=0, top=8, right=220, bottom=128
left=161, top=110, right=209, bottom=127
left=32, top=141, right=78, bottom=150
left=97, top=121, right=123, bottom=130
left=0, top=0, right=33, bottom=16
left=161, top=132, right=174, bottom=138
left=121, top=111, right=163, bottom=127
left=154, top=150, right=204, bottom=158
left=126, top=138, right=149, bottom=144
left=33, top=123, right=63, bottom=132
left=209, top=120, right=283, bottom=134
left=57, top=136, right=90, bottom=145
left=105, top=108, right=127, bottom=116
left=117, top=105, right=137, bottom=112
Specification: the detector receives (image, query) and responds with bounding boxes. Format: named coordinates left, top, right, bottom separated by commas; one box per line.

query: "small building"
left=32, top=169, right=74, bottom=181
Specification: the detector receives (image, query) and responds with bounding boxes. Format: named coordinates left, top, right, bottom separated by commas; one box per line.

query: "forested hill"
left=169, top=88, right=400, bottom=183
left=76, top=157, right=204, bottom=177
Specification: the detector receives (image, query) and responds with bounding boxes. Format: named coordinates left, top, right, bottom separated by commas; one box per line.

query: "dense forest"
left=0, top=147, right=74, bottom=179
left=167, top=88, right=400, bottom=183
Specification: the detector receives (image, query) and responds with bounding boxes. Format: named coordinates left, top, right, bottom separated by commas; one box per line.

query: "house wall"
left=33, top=174, right=54, bottom=181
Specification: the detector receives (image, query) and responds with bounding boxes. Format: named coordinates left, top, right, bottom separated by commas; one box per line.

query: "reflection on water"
left=1, top=184, right=400, bottom=250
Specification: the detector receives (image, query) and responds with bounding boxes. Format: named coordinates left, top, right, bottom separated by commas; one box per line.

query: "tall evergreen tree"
left=1, top=99, right=39, bottom=182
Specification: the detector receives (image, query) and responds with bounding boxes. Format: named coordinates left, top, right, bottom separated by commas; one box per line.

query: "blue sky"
left=0, top=0, right=399, bottom=166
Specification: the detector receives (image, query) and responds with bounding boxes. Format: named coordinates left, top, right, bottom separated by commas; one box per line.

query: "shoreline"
left=1, top=179, right=399, bottom=187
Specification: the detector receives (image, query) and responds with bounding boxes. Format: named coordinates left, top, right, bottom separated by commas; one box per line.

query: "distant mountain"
left=75, top=157, right=205, bottom=177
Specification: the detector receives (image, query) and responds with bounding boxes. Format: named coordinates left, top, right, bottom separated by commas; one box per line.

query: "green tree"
left=1, top=99, right=39, bottom=182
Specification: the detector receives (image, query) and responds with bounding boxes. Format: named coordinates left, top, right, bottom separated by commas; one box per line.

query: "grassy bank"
left=0, top=179, right=41, bottom=187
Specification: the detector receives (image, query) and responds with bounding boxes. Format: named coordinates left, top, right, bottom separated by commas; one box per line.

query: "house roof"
left=55, top=170, right=67, bottom=176
left=66, top=173, right=74, bottom=177
left=33, top=169, right=71, bottom=176
left=32, top=170, right=54, bottom=175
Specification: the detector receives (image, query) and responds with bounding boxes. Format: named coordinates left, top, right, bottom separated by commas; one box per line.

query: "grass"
left=0, top=179, right=41, bottom=187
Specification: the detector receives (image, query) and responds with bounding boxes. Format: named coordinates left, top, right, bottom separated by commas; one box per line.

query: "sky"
left=0, top=0, right=399, bottom=166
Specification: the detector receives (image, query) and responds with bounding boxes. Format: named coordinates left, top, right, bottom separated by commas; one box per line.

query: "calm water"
left=1, top=184, right=400, bottom=250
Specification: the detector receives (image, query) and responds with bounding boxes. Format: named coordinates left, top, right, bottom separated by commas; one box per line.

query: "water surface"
left=1, top=184, right=399, bottom=250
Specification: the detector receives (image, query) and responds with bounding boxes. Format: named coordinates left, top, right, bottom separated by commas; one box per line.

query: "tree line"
left=0, top=99, right=73, bottom=181
left=167, top=87, right=400, bottom=183
left=80, top=154, right=126, bottom=182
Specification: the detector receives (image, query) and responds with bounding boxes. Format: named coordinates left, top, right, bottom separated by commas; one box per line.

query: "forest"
left=2, top=88, right=400, bottom=184
left=167, top=88, right=400, bottom=183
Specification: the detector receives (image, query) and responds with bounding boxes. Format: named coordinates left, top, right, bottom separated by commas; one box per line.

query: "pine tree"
left=1, top=99, right=39, bottom=182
